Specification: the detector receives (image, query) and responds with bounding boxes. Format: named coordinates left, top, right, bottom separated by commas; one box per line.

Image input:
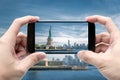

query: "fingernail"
left=38, top=52, right=46, bottom=59
left=77, top=51, right=85, bottom=59
left=35, top=16, right=40, bottom=20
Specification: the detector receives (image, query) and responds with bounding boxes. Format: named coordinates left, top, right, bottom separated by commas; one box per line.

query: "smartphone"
left=27, top=20, right=95, bottom=70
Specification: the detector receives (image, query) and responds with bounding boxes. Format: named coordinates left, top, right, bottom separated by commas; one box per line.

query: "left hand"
left=0, top=16, right=46, bottom=80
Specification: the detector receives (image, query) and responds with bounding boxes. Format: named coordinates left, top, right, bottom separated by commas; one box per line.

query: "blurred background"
left=0, top=0, right=120, bottom=80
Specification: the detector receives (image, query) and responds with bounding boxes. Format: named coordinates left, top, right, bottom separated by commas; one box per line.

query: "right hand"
left=78, top=15, right=120, bottom=80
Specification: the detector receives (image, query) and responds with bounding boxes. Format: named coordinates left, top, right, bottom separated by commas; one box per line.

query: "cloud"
left=111, top=14, right=120, bottom=29
left=57, top=14, right=87, bottom=20
left=1, top=0, right=120, bottom=39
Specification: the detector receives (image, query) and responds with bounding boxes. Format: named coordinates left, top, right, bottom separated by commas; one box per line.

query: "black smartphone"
left=27, top=20, right=95, bottom=70
left=27, top=21, right=95, bottom=53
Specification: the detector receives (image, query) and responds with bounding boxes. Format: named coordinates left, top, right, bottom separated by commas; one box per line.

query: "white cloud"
left=58, top=32, right=72, bottom=38
left=58, top=14, right=87, bottom=20
left=57, top=13, right=120, bottom=30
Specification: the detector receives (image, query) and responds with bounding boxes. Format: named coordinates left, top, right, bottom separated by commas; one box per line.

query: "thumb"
left=77, top=50, right=102, bottom=67
left=20, top=52, right=46, bottom=70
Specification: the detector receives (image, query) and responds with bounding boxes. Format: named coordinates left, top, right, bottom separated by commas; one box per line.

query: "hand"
left=0, top=16, right=46, bottom=80
left=77, top=15, right=120, bottom=80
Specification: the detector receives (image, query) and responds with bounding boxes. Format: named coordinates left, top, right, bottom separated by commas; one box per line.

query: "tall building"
left=46, top=26, right=54, bottom=49
left=68, top=40, right=71, bottom=48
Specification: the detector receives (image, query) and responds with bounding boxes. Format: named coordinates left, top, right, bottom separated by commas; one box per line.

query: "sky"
left=0, top=0, right=120, bottom=37
left=1, top=0, right=120, bottom=60
left=35, top=22, right=88, bottom=46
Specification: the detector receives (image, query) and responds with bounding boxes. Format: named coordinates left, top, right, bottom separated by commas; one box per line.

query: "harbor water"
left=22, top=66, right=107, bottom=80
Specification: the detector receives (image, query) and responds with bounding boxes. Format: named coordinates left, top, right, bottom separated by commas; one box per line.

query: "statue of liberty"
left=46, top=26, right=54, bottom=49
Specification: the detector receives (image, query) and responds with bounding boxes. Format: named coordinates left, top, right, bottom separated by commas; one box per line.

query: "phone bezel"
left=27, top=20, right=95, bottom=53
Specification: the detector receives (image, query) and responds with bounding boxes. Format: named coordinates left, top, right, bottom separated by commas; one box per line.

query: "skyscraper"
left=68, top=40, right=71, bottom=48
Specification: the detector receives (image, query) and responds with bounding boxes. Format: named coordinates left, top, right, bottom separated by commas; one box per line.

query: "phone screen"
left=35, top=22, right=88, bottom=54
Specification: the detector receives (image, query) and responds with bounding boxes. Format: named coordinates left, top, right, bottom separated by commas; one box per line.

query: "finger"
left=16, top=45, right=27, bottom=59
left=15, top=32, right=28, bottom=59
left=96, top=32, right=110, bottom=44
left=95, top=43, right=109, bottom=53
left=1, top=16, right=39, bottom=46
left=19, top=52, right=46, bottom=71
left=77, top=50, right=103, bottom=67
left=86, top=15, right=119, bottom=40
left=16, top=32, right=27, bottom=48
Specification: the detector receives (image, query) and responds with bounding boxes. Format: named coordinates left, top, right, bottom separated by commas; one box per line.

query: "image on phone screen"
left=35, top=22, right=88, bottom=54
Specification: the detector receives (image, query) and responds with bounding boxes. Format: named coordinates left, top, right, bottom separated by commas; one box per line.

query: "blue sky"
left=35, top=22, right=88, bottom=46
left=0, top=0, right=120, bottom=36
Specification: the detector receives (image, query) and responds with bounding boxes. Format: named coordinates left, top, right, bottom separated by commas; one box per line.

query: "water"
left=22, top=66, right=107, bottom=80
left=35, top=49, right=84, bottom=54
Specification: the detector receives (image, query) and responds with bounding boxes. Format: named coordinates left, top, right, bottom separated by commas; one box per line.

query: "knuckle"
left=13, top=18, right=21, bottom=23
left=100, top=32, right=109, bottom=36
left=18, top=32, right=24, bottom=35
left=25, top=15, right=32, bottom=18
left=106, top=17, right=112, bottom=22
left=17, top=32, right=26, bottom=37
left=13, top=18, right=22, bottom=26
